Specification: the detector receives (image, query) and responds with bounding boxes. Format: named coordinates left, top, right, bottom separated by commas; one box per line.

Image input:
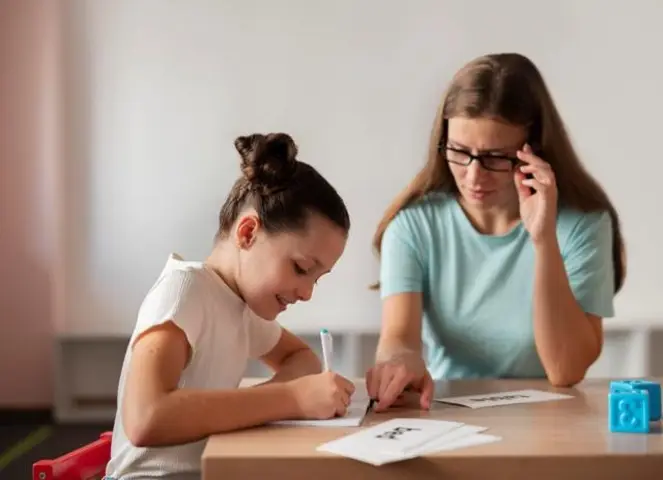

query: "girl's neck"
left=205, top=241, right=244, bottom=301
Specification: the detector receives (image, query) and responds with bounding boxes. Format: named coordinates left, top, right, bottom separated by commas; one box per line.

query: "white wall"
left=61, top=0, right=663, bottom=337
left=0, top=0, right=61, bottom=406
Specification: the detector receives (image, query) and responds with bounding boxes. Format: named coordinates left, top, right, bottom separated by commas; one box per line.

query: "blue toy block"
left=609, top=389, right=650, bottom=433
left=610, top=379, right=661, bottom=421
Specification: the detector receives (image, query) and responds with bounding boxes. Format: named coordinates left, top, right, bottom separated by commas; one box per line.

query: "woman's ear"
left=235, top=213, right=260, bottom=249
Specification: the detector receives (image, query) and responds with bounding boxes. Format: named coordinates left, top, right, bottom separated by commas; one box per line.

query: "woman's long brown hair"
left=372, top=53, right=626, bottom=293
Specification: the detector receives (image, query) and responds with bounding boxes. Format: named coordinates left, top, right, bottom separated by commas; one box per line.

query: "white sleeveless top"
left=105, top=253, right=282, bottom=479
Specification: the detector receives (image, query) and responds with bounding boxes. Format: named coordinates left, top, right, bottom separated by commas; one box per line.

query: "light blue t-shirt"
left=379, top=192, right=615, bottom=380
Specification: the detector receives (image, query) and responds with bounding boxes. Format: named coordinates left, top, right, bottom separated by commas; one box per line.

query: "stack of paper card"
left=316, top=388, right=574, bottom=465
left=317, top=418, right=500, bottom=466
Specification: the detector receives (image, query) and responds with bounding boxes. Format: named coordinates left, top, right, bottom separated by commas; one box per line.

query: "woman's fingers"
left=518, top=164, right=554, bottom=186
left=514, top=170, right=533, bottom=200
left=517, top=143, right=545, bottom=164
left=521, top=176, right=548, bottom=193
left=377, top=367, right=412, bottom=411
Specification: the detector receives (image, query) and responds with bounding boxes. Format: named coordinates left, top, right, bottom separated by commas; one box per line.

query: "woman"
left=365, top=53, right=625, bottom=412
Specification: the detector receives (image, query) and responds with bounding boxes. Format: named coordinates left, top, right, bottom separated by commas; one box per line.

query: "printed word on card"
left=436, top=389, right=573, bottom=409
left=317, top=418, right=464, bottom=456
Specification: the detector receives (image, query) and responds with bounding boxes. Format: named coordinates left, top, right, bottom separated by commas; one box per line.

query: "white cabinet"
left=53, top=319, right=663, bottom=423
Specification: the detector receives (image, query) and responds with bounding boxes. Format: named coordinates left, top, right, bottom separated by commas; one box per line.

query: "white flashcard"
left=435, top=389, right=573, bottom=409
left=271, top=380, right=371, bottom=428
left=316, top=418, right=463, bottom=456
left=318, top=424, right=499, bottom=466
left=413, top=424, right=488, bottom=454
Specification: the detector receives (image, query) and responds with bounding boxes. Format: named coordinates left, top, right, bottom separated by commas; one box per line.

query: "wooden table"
left=202, top=378, right=663, bottom=479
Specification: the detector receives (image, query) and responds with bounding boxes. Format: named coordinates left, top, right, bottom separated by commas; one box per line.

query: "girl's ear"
left=235, top=213, right=260, bottom=249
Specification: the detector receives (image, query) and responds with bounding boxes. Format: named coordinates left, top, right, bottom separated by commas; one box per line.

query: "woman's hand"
left=365, top=352, right=434, bottom=412
left=514, top=144, right=558, bottom=244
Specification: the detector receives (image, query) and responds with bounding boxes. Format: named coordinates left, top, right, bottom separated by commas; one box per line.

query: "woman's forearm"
left=532, top=237, right=602, bottom=387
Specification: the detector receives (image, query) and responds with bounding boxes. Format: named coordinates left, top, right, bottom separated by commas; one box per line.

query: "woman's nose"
left=465, top=160, right=485, bottom=183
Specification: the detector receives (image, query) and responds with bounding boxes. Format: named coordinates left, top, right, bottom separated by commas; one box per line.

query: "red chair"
left=32, top=431, right=112, bottom=480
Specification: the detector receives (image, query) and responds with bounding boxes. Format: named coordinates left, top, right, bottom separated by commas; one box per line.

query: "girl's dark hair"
left=216, top=132, right=350, bottom=238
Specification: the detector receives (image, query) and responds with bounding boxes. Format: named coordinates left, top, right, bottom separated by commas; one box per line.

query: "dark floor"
left=0, top=422, right=112, bottom=479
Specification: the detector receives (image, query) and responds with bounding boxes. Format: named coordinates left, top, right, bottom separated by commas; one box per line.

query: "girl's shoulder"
left=138, top=253, right=242, bottom=324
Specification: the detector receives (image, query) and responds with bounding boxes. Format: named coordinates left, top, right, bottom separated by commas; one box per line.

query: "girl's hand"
left=287, top=371, right=355, bottom=420
left=514, top=144, right=558, bottom=245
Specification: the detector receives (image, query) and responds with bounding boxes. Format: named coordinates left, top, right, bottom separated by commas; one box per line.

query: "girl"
left=366, top=53, right=626, bottom=411
left=106, top=133, right=355, bottom=479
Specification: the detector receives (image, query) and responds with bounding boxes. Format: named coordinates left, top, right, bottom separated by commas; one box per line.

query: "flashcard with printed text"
left=435, top=389, right=573, bottom=409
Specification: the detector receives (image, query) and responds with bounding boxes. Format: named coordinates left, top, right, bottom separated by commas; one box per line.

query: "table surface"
left=202, top=377, right=663, bottom=480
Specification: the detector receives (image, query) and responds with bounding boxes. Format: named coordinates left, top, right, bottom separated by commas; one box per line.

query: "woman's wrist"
left=376, top=344, right=419, bottom=364
left=532, top=230, right=560, bottom=254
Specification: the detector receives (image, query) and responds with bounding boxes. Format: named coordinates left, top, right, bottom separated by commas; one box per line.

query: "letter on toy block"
left=610, top=379, right=661, bottom=421
left=609, top=389, right=650, bottom=433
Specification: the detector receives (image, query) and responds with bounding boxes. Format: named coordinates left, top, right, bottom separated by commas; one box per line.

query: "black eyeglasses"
left=440, top=146, right=519, bottom=172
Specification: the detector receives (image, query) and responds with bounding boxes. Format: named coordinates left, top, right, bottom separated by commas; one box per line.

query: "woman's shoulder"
left=384, top=190, right=453, bottom=234
left=556, top=206, right=613, bottom=248
left=378, top=191, right=459, bottom=256
left=395, top=190, right=454, bottom=220
left=556, top=206, right=612, bottom=232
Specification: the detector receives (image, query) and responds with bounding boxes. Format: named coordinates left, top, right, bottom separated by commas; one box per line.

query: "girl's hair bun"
left=235, top=133, right=298, bottom=193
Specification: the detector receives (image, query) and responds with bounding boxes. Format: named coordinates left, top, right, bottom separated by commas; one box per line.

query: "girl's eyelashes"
left=293, top=262, right=307, bottom=275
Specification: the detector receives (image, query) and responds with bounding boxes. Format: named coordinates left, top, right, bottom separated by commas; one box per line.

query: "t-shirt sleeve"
left=562, top=210, right=616, bottom=318
left=246, top=313, right=283, bottom=358
left=379, top=209, right=427, bottom=298
left=132, top=269, right=206, bottom=353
